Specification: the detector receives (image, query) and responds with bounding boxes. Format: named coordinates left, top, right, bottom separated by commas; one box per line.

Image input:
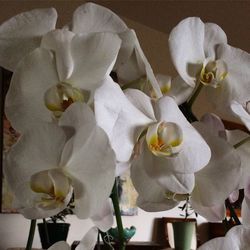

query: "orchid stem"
left=187, top=82, right=203, bottom=109
left=25, top=219, right=36, bottom=250
left=111, top=178, right=125, bottom=250
left=234, top=136, right=250, bottom=149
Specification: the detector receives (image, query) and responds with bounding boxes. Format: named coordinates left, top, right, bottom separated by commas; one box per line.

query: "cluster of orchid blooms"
left=1, top=2, right=250, bottom=250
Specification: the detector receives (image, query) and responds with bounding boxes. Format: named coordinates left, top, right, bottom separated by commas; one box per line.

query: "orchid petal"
left=200, top=113, right=226, bottom=139
left=0, top=8, right=57, bottom=71
left=4, top=123, right=66, bottom=193
left=48, top=241, right=70, bottom=250
left=155, top=96, right=211, bottom=173
left=169, top=17, right=205, bottom=87
left=192, top=122, right=241, bottom=206
left=231, top=101, right=250, bottom=131
left=41, top=29, right=75, bottom=81
left=91, top=198, right=113, bottom=232
left=207, top=44, right=250, bottom=117
left=68, top=32, right=121, bottom=90
left=198, top=237, right=224, bottom=250
left=223, top=225, right=250, bottom=250
left=60, top=103, right=116, bottom=219
left=163, top=75, right=194, bottom=105
left=124, top=88, right=155, bottom=120
left=191, top=201, right=226, bottom=222
left=94, top=77, right=154, bottom=162
left=131, top=142, right=178, bottom=212
left=204, top=23, right=227, bottom=58
left=72, top=2, right=127, bottom=33
left=226, top=130, right=250, bottom=189
left=76, top=227, right=98, bottom=250
left=242, top=199, right=250, bottom=226
left=5, top=48, right=59, bottom=132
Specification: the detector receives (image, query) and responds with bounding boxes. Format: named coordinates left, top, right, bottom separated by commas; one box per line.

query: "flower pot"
left=38, top=222, right=70, bottom=249
left=172, top=221, right=196, bottom=250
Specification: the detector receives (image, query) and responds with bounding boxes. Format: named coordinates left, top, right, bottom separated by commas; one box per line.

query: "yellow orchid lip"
left=146, top=121, right=183, bottom=157
left=30, top=169, right=71, bottom=209
left=199, top=59, right=227, bottom=88
left=44, top=82, right=88, bottom=118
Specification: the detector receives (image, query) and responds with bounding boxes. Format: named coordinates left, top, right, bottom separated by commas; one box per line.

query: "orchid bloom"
left=132, top=113, right=240, bottom=216
left=0, top=8, right=57, bottom=71
left=169, top=17, right=250, bottom=120
left=198, top=225, right=250, bottom=250
left=169, top=17, right=228, bottom=89
left=190, top=114, right=241, bottom=221
left=48, top=227, right=98, bottom=250
left=5, top=29, right=121, bottom=132
left=71, top=2, right=162, bottom=97
left=95, top=78, right=211, bottom=191
left=4, top=103, right=116, bottom=231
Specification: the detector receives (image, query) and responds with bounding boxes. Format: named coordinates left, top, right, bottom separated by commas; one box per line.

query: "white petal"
left=131, top=142, right=178, bottom=212
left=11, top=183, right=67, bottom=220
left=207, top=44, right=250, bottom=118
left=192, top=122, right=241, bottom=206
left=94, top=77, right=154, bottom=162
left=76, top=227, right=98, bottom=250
left=5, top=48, right=59, bottom=132
left=169, top=17, right=205, bottom=87
left=41, top=29, right=75, bottom=81
left=191, top=200, right=226, bottom=222
left=61, top=103, right=116, bottom=219
left=230, top=101, right=250, bottom=131
left=0, top=8, right=57, bottom=71
left=165, top=75, right=194, bottom=105
left=113, top=29, right=137, bottom=70
left=116, top=161, right=131, bottom=177
left=48, top=241, right=70, bottom=250
left=4, top=123, right=66, bottom=196
left=68, top=32, right=121, bottom=90
left=204, top=22, right=227, bottom=58
left=91, top=198, right=114, bottom=232
left=200, top=113, right=226, bottom=139
left=72, top=2, right=127, bottom=33
left=198, top=237, right=224, bottom=250
left=155, top=96, right=211, bottom=173
left=223, top=225, right=250, bottom=250
left=124, top=88, right=155, bottom=120
left=226, top=130, right=250, bottom=189
left=242, top=199, right=250, bottom=226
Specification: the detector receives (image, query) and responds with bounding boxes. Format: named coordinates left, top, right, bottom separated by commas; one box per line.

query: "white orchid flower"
left=95, top=78, right=210, bottom=178
left=5, top=29, right=121, bottom=132
left=198, top=225, right=250, bottom=250
left=4, top=103, right=116, bottom=227
left=169, top=17, right=227, bottom=89
left=72, top=2, right=162, bottom=97
left=0, top=8, right=58, bottom=71
left=190, top=114, right=241, bottom=221
left=169, top=17, right=250, bottom=119
left=48, top=227, right=98, bottom=250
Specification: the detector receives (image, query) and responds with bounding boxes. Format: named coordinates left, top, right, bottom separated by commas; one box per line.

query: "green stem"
left=234, top=136, right=250, bottom=149
left=25, top=219, right=36, bottom=250
left=111, top=179, right=125, bottom=250
left=187, top=82, right=203, bottom=109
